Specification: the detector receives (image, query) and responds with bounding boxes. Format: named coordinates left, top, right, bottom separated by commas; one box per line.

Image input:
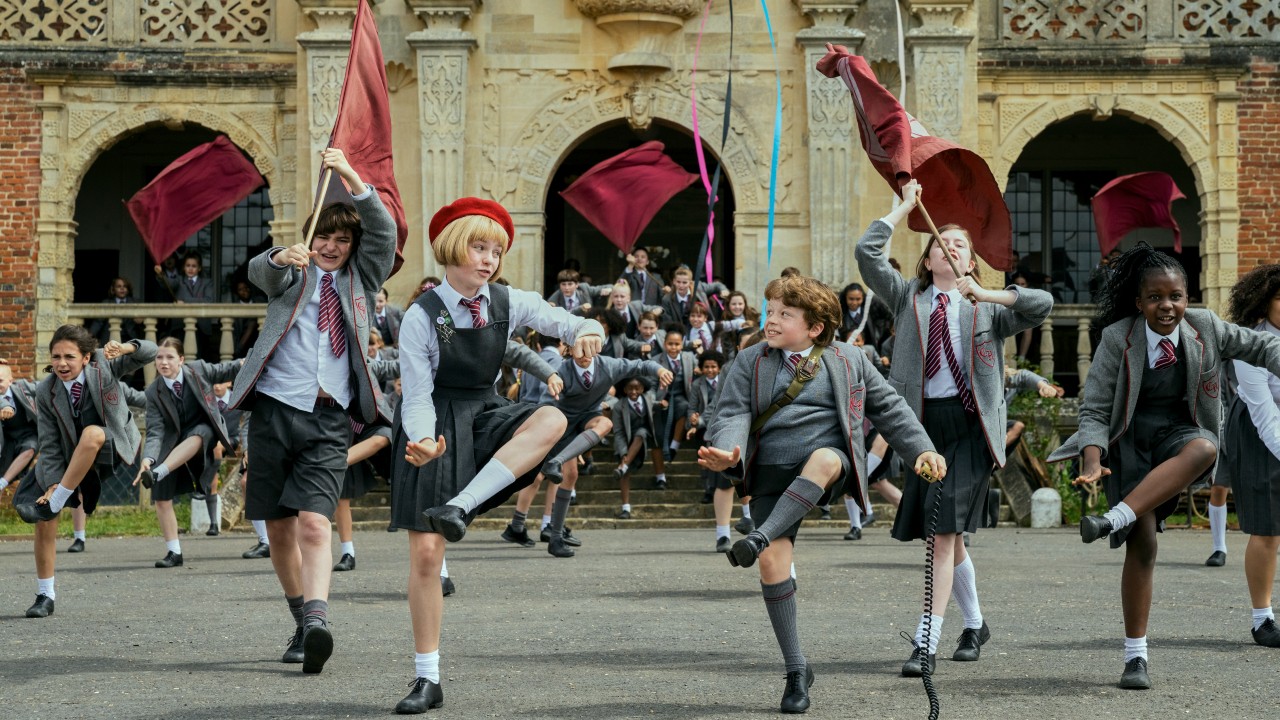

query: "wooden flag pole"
left=302, top=167, right=334, bottom=248
left=915, top=197, right=977, bottom=304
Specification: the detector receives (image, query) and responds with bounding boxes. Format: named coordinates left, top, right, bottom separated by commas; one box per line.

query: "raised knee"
left=81, top=425, right=107, bottom=449
left=807, top=448, right=843, bottom=479
left=1190, top=439, right=1218, bottom=469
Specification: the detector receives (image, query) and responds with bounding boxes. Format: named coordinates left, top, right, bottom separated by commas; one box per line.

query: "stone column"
left=1202, top=69, right=1242, bottom=312
left=904, top=1, right=975, bottom=144
left=795, top=1, right=866, bottom=286
left=296, top=0, right=359, bottom=190
left=407, top=1, right=480, bottom=280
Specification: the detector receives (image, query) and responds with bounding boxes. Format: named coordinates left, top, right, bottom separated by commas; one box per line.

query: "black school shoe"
left=333, top=553, right=356, bottom=571
left=67, top=538, right=85, bottom=553
left=540, top=527, right=582, bottom=547
left=242, top=542, right=271, bottom=559
left=1080, top=515, right=1113, bottom=544
left=540, top=459, right=563, bottom=484
left=1119, top=657, right=1151, bottom=689
left=952, top=622, right=990, bottom=661
left=727, top=531, right=769, bottom=568
left=441, top=576, right=456, bottom=597
left=843, top=527, right=862, bottom=541
left=1252, top=618, right=1280, bottom=647
left=901, top=647, right=936, bottom=677
left=780, top=665, right=814, bottom=714
left=395, top=677, right=444, bottom=714
left=14, top=501, right=58, bottom=524
left=1205, top=550, right=1227, bottom=567
left=282, top=627, right=305, bottom=663
left=734, top=516, right=755, bottom=535
left=155, top=551, right=183, bottom=568
left=420, top=505, right=468, bottom=542
left=25, top=594, right=54, bottom=618
left=715, top=536, right=732, bottom=553
left=302, top=621, right=334, bottom=674
left=500, top=524, right=536, bottom=547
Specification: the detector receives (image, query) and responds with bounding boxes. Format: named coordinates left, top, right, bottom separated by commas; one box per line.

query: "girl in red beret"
left=389, top=197, right=604, bottom=713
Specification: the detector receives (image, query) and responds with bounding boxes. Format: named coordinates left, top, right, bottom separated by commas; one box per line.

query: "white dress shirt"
left=256, top=266, right=353, bottom=411
left=161, top=367, right=186, bottom=395
left=399, top=277, right=603, bottom=442
left=923, top=285, right=965, bottom=399
left=1144, top=322, right=1181, bottom=369
left=1235, top=321, right=1280, bottom=461
left=689, top=323, right=714, bottom=350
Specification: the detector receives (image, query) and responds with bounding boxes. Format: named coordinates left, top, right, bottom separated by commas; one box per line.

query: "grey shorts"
left=246, top=394, right=350, bottom=520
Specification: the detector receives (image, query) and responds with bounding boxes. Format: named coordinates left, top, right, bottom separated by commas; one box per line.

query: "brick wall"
left=0, top=66, right=40, bottom=373
left=1237, top=58, right=1280, bottom=275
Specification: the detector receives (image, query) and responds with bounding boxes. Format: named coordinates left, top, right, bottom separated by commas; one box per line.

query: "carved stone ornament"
left=407, top=0, right=481, bottom=32
left=792, top=1, right=866, bottom=28
left=297, top=0, right=359, bottom=36
left=385, top=61, right=416, bottom=93
left=625, top=83, right=656, bottom=130
left=574, top=0, right=702, bottom=72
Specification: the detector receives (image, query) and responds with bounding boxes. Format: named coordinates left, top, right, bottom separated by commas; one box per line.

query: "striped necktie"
left=1154, top=338, right=1177, bottom=370
left=460, top=296, right=486, bottom=328
left=924, top=294, right=976, bottom=413
left=173, top=380, right=183, bottom=399
left=318, top=273, right=346, bottom=357
left=785, top=352, right=802, bottom=375
left=70, top=380, right=83, bottom=408
left=581, top=370, right=592, bottom=389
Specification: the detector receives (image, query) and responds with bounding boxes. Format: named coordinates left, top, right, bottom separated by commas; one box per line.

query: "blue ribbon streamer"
left=758, top=0, right=782, bottom=269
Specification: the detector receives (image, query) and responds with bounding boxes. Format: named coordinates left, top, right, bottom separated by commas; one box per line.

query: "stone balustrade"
left=998, top=0, right=1280, bottom=44
left=0, top=0, right=278, bottom=47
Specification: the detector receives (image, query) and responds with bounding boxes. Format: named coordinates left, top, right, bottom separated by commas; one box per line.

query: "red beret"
left=428, top=197, right=515, bottom=247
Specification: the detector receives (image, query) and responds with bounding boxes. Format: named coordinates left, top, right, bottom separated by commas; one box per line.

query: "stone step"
left=351, top=516, right=1022, bottom=533
left=347, top=502, right=904, bottom=524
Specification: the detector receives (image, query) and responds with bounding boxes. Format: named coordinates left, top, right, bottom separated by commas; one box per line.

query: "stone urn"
left=574, top=0, right=702, bottom=71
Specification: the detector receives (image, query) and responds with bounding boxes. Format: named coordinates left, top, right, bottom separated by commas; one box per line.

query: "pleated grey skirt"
left=1225, top=397, right=1280, bottom=536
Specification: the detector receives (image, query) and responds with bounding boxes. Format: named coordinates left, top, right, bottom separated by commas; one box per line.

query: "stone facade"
left=0, top=0, right=1278, bottom=372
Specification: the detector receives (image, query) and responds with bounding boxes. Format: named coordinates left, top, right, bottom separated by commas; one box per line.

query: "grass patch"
left=0, top=495, right=188, bottom=538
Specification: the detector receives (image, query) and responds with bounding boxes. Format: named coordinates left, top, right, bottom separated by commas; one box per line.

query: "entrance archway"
left=72, top=125, right=273, bottom=305
left=544, top=120, right=735, bottom=293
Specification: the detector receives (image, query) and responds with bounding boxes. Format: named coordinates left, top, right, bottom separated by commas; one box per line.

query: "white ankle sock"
left=1103, top=502, right=1137, bottom=532
left=715, top=524, right=730, bottom=540
left=251, top=519, right=269, bottom=544
left=415, top=651, right=440, bottom=683
left=1209, top=503, right=1228, bottom=553
left=845, top=497, right=862, bottom=529
left=915, top=614, right=945, bottom=654
left=541, top=514, right=552, bottom=529
left=37, top=576, right=55, bottom=600
left=655, top=473, right=667, bottom=483
left=1123, top=636, right=1147, bottom=662
left=951, top=556, right=984, bottom=630
left=153, top=463, right=170, bottom=481
left=439, top=557, right=449, bottom=578
left=1253, top=607, right=1275, bottom=631
left=741, top=505, right=752, bottom=519
left=73, top=530, right=86, bottom=541
left=621, top=503, right=631, bottom=512
left=617, top=462, right=629, bottom=474
left=166, top=539, right=181, bottom=554
left=447, top=458, right=516, bottom=514
left=48, top=484, right=74, bottom=513
left=341, top=541, right=355, bottom=557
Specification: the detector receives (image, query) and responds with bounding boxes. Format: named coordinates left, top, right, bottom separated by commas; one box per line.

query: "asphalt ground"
left=0, top=524, right=1274, bottom=720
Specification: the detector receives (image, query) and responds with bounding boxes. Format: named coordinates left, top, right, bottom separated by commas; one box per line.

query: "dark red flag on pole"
left=817, top=48, right=1015, bottom=271
left=126, top=136, right=264, bottom=264
left=560, top=141, right=699, bottom=253
left=1091, top=172, right=1185, bottom=256
left=323, top=0, right=408, bottom=275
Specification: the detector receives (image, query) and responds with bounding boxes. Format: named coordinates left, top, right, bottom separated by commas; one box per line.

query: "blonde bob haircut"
left=431, top=215, right=511, bottom=282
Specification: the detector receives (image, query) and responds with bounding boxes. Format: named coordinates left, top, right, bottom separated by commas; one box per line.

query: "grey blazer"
left=689, top=375, right=720, bottom=428
left=707, top=340, right=934, bottom=512
left=34, top=340, right=158, bottom=490
left=1005, top=368, right=1051, bottom=405
left=2, top=378, right=38, bottom=418
left=855, top=219, right=1054, bottom=468
left=556, top=355, right=663, bottom=417
left=654, top=351, right=698, bottom=400
left=229, top=191, right=396, bottom=424
left=143, top=360, right=242, bottom=463
left=612, top=390, right=659, bottom=457
left=1048, top=310, right=1280, bottom=463
left=622, top=269, right=666, bottom=306
left=374, top=305, right=403, bottom=346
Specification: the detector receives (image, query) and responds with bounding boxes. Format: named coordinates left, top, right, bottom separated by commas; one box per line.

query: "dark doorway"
left=544, top=120, right=735, bottom=293
left=72, top=125, right=273, bottom=304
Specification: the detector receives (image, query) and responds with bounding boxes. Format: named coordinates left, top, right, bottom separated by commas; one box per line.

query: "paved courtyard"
left=0, top=525, right=1274, bottom=719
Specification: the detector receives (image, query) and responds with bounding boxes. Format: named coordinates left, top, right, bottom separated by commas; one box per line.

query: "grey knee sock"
left=287, top=594, right=305, bottom=627
left=546, top=430, right=601, bottom=470
left=762, top=579, right=806, bottom=673
left=511, top=509, right=528, bottom=533
left=549, top=488, right=573, bottom=535
left=302, top=599, right=329, bottom=627
left=205, top=494, right=219, bottom=525
left=756, top=476, right=825, bottom=542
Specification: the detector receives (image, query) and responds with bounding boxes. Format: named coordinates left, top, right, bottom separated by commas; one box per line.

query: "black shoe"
left=820, top=509, right=832, bottom=521
left=333, top=553, right=356, bottom=572
left=728, top=531, right=769, bottom=568
left=548, top=536, right=576, bottom=558
left=715, top=536, right=732, bottom=553
left=540, top=527, right=582, bottom=547
left=282, top=626, right=305, bottom=663
left=14, top=501, right=58, bottom=524
left=25, top=594, right=54, bottom=618
left=441, top=576, right=456, bottom=597
left=500, top=524, right=536, bottom=547
left=541, top=459, right=563, bottom=484
left=952, top=621, right=990, bottom=661
left=67, top=538, right=85, bottom=553
left=617, top=509, right=631, bottom=520
left=301, top=622, right=333, bottom=674
left=780, top=665, right=814, bottom=714
left=700, top=491, right=714, bottom=504
left=734, top=517, right=755, bottom=536
left=582, top=460, right=595, bottom=476
left=1252, top=618, right=1280, bottom=647
left=395, top=677, right=444, bottom=714
left=570, top=493, right=578, bottom=506
left=1080, top=515, right=1113, bottom=544
left=901, top=647, right=936, bottom=677
left=139, top=469, right=155, bottom=490
left=1119, top=657, right=1151, bottom=689
left=843, top=527, right=862, bottom=541
left=155, top=551, right=183, bottom=568
left=1205, top=550, right=1227, bottom=567
left=663, top=450, right=675, bottom=462
left=653, top=478, right=667, bottom=490
left=863, top=513, right=877, bottom=527
left=242, top=541, right=270, bottom=559
left=421, top=505, right=468, bottom=542
left=206, top=525, right=219, bottom=537
left=613, top=465, right=627, bottom=479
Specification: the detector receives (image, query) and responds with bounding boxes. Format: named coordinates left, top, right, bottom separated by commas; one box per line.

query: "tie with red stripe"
left=70, top=380, right=83, bottom=409
left=318, top=273, right=346, bottom=358
left=460, top=296, right=487, bottom=328
left=1153, top=338, right=1177, bottom=370
left=173, top=380, right=183, bottom=399
left=582, top=370, right=592, bottom=389
left=785, top=352, right=802, bottom=375
left=350, top=417, right=365, bottom=435
left=924, top=294, right=977, bottom=413
left=217, top=399, right=226, bottom=412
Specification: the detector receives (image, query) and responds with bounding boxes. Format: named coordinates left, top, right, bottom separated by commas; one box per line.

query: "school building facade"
left=0, top=0, right=1277, bottom=393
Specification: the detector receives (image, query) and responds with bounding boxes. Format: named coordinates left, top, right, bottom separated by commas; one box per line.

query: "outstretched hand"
left=1073, top=462, right=1112, bottom=487
left=546, top=374, right=564, bottom=400
left=273, top=243, right=318, bottom=269
left=698, top=444, right=741, bottom=472
left=406, top=436, right=447, bottom=467
left=656, top=368, right=674, bottom=388
left=816, top=42, right=853, bottom=78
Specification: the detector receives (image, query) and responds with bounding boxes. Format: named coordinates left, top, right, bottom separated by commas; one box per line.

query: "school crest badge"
left=105, top=390, right=119, bottom=406
left=849, top=386, right=865, bottom=421
left=354, top=296, right=368, bottom=323
left=976, top=340, right=996, bottom=367
left=1202, top=377, right=1219, bottom=398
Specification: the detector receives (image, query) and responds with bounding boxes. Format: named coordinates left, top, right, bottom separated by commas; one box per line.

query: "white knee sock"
left=447, top=458, right=516, bottom=514
left=1123, top=636, right=1147, bottom=662
left=1209, top=502, right=1227, bottom=553
left=1103, top=501, right=1137, bottom=532
left=37, top=576, right=55, bottom=600
left=251, top=519, right=269, bottom=544
left=415, top=650, right=440, bottom=683
left=915, top=614, right=945, bottom=654
left=845, top=497, right=862, bottom=529
left=951, top=556, right=984, bottom=630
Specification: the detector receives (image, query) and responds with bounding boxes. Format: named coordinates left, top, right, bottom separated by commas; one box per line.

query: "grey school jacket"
left=707, top=340, right=934, bottom=513
left=855, top=219, right=1054, bottom=468
left=1047, top=310, right=1280, bottom=463
left=555, top=355, right=664, bottom=417
left=228, top=191, right=396, bottom=424
left=143, top=360, right=242, bottom=463
left=34, top=340, right=158, bottom=490
left=612, top=390, right=659, bottom=457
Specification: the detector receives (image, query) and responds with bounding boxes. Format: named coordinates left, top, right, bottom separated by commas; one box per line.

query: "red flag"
left=323, top=0, right=407, bottom=275
left=560, top=141, right=699, bottom=253
left=1091, top=172, right=1185, bottom=256
left=817, top=48, right=1014, bottom=271
left=126, top=136, right=264, bottom=264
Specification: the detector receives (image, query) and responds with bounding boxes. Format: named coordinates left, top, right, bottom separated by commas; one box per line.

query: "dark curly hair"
left=1227, top=263, right=1280, bottom=328
left=1090, top=242, right=1187, bottom=344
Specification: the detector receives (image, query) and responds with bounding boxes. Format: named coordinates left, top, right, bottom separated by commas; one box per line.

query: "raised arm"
left=1215, top=311, right=1280, bottom=379
left=504, top=341, right=557, bottom=384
